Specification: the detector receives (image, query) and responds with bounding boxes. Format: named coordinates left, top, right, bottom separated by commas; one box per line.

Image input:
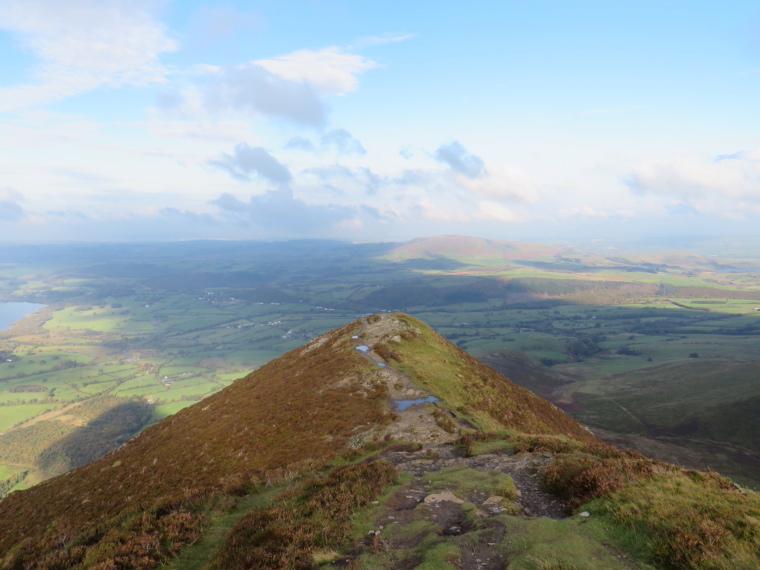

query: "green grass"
left=425, top=465, right=517, bottom=501
left=0, top=464, right=25, bottom=481
left=3, top=239, right=760, bottom=506
left=587, top=469, right=760, bottom=569
left=0, top=404, right=55, bottom=431
left=498, top=516, right=639, bottom=569
left=150, top=401, right=196, bottom=422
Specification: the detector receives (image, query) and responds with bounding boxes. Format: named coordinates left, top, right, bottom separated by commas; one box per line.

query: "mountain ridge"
left=0, top=313, right=758, bottom=569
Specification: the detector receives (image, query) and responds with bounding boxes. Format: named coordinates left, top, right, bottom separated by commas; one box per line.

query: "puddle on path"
left=393, top=396, right=439, bottom=411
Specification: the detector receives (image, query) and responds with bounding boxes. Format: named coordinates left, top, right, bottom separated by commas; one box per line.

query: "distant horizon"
left=2, top=232, right=760, bottom=259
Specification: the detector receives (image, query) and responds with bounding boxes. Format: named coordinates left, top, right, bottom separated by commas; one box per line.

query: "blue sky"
left=1, top=0, right=760, bottom=243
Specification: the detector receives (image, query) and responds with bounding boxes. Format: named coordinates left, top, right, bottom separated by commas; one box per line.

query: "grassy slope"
left=381, top=314, right=598, bottom=445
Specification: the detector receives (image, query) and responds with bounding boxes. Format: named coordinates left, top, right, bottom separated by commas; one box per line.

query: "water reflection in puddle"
left=393, top=396, right=438, bottom=411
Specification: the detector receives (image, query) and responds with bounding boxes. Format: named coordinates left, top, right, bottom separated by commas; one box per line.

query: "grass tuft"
left=211, top=460, right=397, bottom=569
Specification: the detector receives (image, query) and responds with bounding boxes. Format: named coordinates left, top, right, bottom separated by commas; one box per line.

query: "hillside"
left=0, top=314, right=758, bottom=569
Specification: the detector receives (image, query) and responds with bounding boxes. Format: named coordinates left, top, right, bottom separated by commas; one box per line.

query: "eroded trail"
left=380, top=444, right=565, bottom=519
left=331, top=443, right=639, bottom=569
left=331, top=316, right=637, bottom=568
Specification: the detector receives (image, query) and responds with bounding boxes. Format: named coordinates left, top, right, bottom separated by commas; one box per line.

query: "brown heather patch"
left=3, top=497, right=205, bottom=569
left=542, top=454, right=657, bottom=510
left=541, top=446, right=760, bottom=568
left=0, top=321, right=393, bottom=566
left=211, top=460, right=397, bottom=569
left=431, top=409, right=457, bottom=433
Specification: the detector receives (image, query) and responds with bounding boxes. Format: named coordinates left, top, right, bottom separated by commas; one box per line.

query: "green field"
left=1, top=237, right=760, bottom=492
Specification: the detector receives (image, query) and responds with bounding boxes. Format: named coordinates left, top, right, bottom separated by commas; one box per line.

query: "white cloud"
left=321, top=129, right=366, bottom=154
left=144, top=119, right=254, bottom=143
left=456, top=163, right=538, bottom=202
left=255, top=47, right=377, bottom=96
left=200, top=64, right=326, bottom=125
left=434, top=141, right=485, bottom=179
left=209, top=143, right=292, bottom=184
left=0, top=0, right=176, bottom=110
left=558, top=205, right=611, bottom=218
left=211, top=188, right=361, bottom=236
left=154, top=46, right=377, bottom=126
left=625, top=150, right=760, bottom=200
left=472, top=201, right=516, bottom=222
left=349, top=33, right=415, bottom=50
left=0, top=187, right=25, bottom=222
left=413, top=198, right=466, bottom=221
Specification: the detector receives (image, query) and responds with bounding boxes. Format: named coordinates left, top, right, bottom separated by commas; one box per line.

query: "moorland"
left=1, top=312, right=758, bottom=569
left=0, top=234, right=759, bottom=493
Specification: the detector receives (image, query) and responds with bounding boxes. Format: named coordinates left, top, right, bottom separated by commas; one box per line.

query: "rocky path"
left=379, top=444, right=565, bottom=519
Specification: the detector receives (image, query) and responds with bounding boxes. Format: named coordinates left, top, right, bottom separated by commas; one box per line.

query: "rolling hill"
left=0, top=313, right=758, bottom=569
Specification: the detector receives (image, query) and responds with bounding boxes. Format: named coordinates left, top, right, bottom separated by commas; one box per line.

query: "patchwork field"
left=1, top=236, right=759, bottom=492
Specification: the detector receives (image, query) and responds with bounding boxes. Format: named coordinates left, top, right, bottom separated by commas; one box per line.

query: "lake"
left=0, top=302, right=45, bottom=331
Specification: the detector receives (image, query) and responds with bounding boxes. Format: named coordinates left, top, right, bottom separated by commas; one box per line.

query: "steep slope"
left=0, top=313, right=758, bottom=569
left=0, top=314, right=594, bottom=565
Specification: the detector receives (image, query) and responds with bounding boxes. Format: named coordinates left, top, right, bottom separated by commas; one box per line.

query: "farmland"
left=1, top=235, right=759, bottom=491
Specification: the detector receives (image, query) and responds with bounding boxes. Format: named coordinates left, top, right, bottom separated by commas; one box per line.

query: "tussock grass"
left=592, top=470, right=760, bottom=569
left=211, top=460, right=397, bottom=569
left=542, top=449, right=760, bottom=568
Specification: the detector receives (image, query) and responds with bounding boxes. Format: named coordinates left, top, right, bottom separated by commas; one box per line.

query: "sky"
left=2, top=0, right=760, bottom=244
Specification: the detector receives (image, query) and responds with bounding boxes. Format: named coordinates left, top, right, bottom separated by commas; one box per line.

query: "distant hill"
left=0, top=314, right=757, bottom=569
left=384, top=234, right=566, bottom=262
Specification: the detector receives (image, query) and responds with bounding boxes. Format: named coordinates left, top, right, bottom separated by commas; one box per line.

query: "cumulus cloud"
left=285, top=136, right=316, bottom=151
left=0, top=188, right=25, bottom=222
left=625, top=150, right=760, bottom=200
left=200, top=64, right=326, bottom=126
left=321, top=129, right=366, bottom=154
left=472, top=201, right=516, bottom=222
left=209, top=143, right=292, bottom=184
left=434, top=141, right=486, bottom=179
left=156, top=46, right=376, bottom=126
left=0, top=0, right=176, bottom=110
left=457, top=164, right=538, bottom=202
left=210, top=187, right=358, bottom=235
left=303, top=165, right=382, bottom=194
left=412, top=198, right=466, bottom=222
left=163, top=46, right=376, bottom=125
left=284, top=130, right=365, bottom=154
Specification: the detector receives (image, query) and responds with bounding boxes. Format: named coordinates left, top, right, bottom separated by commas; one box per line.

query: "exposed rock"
left=423, top=491, right=464, bottom=504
